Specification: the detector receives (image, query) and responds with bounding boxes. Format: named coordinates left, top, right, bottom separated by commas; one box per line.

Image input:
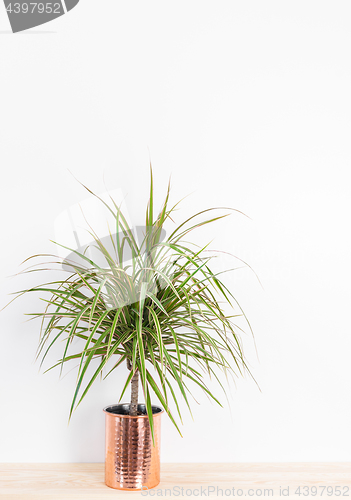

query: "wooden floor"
left=0, top=463, right=350, bottom=499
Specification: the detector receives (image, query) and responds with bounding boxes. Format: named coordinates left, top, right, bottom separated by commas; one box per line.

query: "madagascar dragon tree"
left=9, top=168, right=255, bottom=437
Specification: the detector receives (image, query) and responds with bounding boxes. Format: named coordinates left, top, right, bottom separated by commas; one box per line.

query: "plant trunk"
left=127, top=359, right=139, bottom=416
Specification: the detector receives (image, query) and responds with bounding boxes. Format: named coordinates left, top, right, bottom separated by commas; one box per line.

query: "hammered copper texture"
left=104, top=405, right=162, bottom=490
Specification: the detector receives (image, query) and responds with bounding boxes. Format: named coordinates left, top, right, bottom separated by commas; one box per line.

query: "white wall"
left=1, top=0, right=351, bottom=463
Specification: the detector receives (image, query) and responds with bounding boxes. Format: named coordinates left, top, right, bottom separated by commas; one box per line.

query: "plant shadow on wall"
left=6, top=167, right=258, bottom=490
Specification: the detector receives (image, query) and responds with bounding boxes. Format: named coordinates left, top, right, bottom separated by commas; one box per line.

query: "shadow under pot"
left=103, top=403, right=163, bottom=491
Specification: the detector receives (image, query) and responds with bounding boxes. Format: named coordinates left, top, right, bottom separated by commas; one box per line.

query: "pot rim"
left=103, top=402, right=164, bottom=418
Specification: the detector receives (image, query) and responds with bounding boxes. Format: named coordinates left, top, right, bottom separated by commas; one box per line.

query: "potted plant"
left=9, top=169, right=254, bottom=490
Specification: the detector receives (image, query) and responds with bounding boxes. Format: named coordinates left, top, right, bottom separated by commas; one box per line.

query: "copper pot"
left=103, top=403, right=163, bottom=490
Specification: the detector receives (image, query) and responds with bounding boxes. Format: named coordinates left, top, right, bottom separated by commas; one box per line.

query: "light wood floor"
left=0, top=463, right=350, bottom=499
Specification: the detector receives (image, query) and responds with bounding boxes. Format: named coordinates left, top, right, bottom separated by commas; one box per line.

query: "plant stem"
left=127, top=359, right=139, bottom=416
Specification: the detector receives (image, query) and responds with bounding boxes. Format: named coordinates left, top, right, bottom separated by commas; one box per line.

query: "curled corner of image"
left=3, top=0, right=80, bottom=34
